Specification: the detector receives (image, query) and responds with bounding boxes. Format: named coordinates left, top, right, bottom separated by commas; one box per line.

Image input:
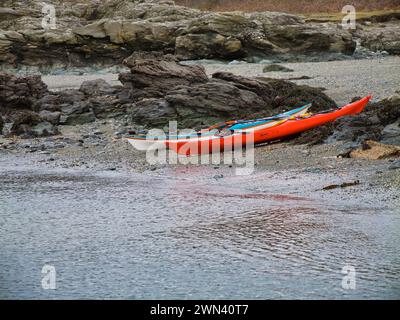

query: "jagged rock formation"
left=1, top=0, right=386, bottom=70
left=119, top=53, right=336, bottom=127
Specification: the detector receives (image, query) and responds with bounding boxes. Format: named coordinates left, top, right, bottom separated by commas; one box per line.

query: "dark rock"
left=327, top=95, right=400, bottom=146
left=8, top=111, right=57, bottom=137
left=388, top=160, right=400, bottom=170
left=119, top=53, right=209, bottom=99
left=381, top=120, right=400, bottom=146
left=38, top=110, right=61, bottom=125
left=89, top=96, right=126, bottom=119
left=9, top=111, right=42, bottom=136
left=0, top=73, right=48, bottom=111
left=0, top=116, right=3, bottom=135
left=31, top=121, right=59, bottom=137
left=59, top=111, right=96, bottom=125
left=33, top=95, right=60, bottom=112
left=165, top=80, right=264, bottom=127
left=79, top=79, right=116, bottom=96
left=217, top=73, right=336, bottom=113
left=58, top=92, right=96, bottom=125
left=263, top=64, right=293, bottom=72
left=58, top=90, right=86, bottom=105
left=121, top=55, right=335, bottom=128
left=290, top=123, right=335, bottom=145
left=129, top=99, right=175, bottom=127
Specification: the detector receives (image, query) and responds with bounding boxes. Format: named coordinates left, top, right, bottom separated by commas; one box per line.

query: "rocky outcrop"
left=0, top=73, right=60, bottom=137
left=9, top=111, right=59, bottom=137
left=296, top=94, right=400, bottom=146
left=0, top=0, right=371, bottom=70
left=0, top=73, right=48, bottom=109
left=330, top=95, right=400, bottom=146
left=355, top=22, right=400, bottom=55
left=119, top=53, right=208, bottom=99
left=119, top=54, right=337, bottom=127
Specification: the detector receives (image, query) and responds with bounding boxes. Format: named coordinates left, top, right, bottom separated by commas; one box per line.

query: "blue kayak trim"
left=228, top=104, right=310, bottom=130
left=134, top=104, right=311, bottom=139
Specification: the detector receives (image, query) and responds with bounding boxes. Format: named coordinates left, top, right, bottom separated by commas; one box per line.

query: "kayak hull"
left=128, top=96, right=371, bottom=155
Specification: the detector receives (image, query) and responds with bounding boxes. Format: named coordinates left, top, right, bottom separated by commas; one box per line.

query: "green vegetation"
left=176, top=0, right=400, bottom=14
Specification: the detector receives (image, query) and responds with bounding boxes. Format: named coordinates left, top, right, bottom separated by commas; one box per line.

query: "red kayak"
left=163, top=96, right=372, bottom=155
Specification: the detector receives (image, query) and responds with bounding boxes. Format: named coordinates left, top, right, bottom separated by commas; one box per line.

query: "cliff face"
left=0, top=0, right=372, bottom=69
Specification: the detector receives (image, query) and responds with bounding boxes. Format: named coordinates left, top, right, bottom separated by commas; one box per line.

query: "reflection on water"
left=0, top=167, right=399, bottom=299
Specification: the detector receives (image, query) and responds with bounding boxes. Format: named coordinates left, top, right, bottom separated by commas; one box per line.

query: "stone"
left=38, top=110, right=61, bottom=125
left=381, top=120, right=400, bottom=146
left=263, top=64, right=293, bottom=72
left=7, top=110, right=57, bottom=137
left=0, top=73, right=49, bottom=110
left=31, top=121, right=59, bottom=137
left=119, top=53, right=208, bottom=99
left=388, top=159, right=400, bottom=170
left=79, top=79, right=116, bottom=96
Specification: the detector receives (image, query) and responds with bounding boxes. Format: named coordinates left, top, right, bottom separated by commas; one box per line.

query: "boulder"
left=38, top=110, right=61, bottom=125
left=79, top=79, right=117, bottom=96
left=128, top=98, right=176, bottom=127
left=217, top=73, right=336, bottom=113
left=123, top=54, right=336, bottom=128
left=89, top=96, right=126, bottom=119
left=0, top=115, right=3, bottom=135
left=119, top=53, right=208, bottom=99
left=263, top=64, right=293, bottom=72
left=381, top=120, right=400, bottom=146
left=31, top=121, right=59, bottom=137
left=79, top=79, right=127, bottom=118
left=389, top=159, right=400, bottom=170
left=326, top=94, right=400, bottom=146
left=0, top=73, right=48, bottom=110
left=8, top=111, right=58, bottom=137
left=34, top=94, right=60, bottom=112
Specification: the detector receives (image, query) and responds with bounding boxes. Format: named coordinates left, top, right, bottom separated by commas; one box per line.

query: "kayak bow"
left=127, top=96, right=372, bottom=155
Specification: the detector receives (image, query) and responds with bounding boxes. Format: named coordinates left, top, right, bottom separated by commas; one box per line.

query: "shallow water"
left=0, top=165, right=399, bottom=299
